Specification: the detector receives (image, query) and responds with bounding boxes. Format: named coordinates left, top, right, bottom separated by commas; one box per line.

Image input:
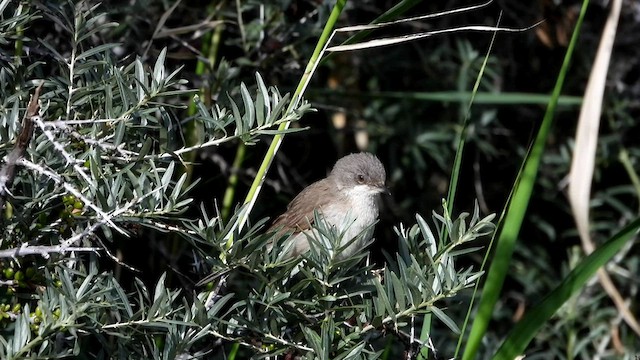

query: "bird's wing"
left=268, top=178, right=335, bottom=234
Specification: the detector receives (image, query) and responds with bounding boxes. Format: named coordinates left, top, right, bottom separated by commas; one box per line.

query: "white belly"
left=291, top=184, right=380, bottom=259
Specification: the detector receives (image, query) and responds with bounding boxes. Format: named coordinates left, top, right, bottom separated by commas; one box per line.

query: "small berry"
left=13, top=270, right=24, bottom=281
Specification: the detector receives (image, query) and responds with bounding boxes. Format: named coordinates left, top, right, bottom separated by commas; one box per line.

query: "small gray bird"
left=269, top=152, right=388, bottom=259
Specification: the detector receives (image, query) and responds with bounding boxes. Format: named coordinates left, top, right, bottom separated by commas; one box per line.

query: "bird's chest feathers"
left=323, top=184, right=379, bottom=239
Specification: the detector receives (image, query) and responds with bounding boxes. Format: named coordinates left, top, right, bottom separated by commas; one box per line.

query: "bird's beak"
left=377, top=183, right=391, bottom=195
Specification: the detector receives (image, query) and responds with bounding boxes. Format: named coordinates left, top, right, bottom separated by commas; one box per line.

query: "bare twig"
left=32, top=117, right=95, bottom=187
left=0, top=245, right=100, bottom=259
left=91, top=234, right=140, bottom=272
left=18, top=158, right=126, bottom=235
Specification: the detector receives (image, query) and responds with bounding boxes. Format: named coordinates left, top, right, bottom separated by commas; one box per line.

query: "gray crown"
left=330, top=152, right=386, bottom=189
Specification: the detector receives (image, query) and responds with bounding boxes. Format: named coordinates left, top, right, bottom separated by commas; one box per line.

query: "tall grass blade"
left=236, top=0, right=347, bottom=234
left=460, top=0, right=590, bottom=358
left=492, top=217, right=640, bottom=359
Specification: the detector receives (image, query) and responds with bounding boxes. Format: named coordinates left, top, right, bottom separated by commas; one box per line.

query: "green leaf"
left=171, top=173, right=187, bottom=202
left=76, top=272, right=95, bottom=301
left=76, top=43, right=120, bottom=60
left=431, top=306, right=460, bottom=334
left=114, top=68, right=131, bottom=111
left=255, top=127, right=308, bottom=135
left=77, top=21, right=118, bottom=42
left=134, top=58, right=147, bottom=101
left=112, top=279, right=133, bottom=318
left=153, top=48, right=167, bottom=87
left=160, top=162, right=175, bottom=189
left=13, top=304, right=31, bottom=355
left=373, top=268, right=394, bottom=319
left=228, top=94, right=243, bottom=135
left=152, top=273, right=168, bottom=309
left=266, top=93, right=290, bottom=125
left=390, top=271, right=405, bottom=312
left=255, top=72, right=270, bottom=126
left=338, top=342, right=366, bottom=360
left=207, top=293, right=236, bottom=318
left=302, top=326, right=322, bottom=356
left=240, top=82, right=255, bottom=128
left=416, top=214, right=436, bottom=256
left=113, top=120, right=125, bottom=147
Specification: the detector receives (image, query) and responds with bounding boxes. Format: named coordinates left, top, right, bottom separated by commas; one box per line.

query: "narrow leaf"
left=240, top=82, right=255, bottom=128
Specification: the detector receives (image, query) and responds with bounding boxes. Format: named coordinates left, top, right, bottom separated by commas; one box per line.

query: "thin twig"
left=18, top=158, right=125, bottom=235
left=0, top=245, right=100, bottom=259
left=32, top=117, right=95, bottom=188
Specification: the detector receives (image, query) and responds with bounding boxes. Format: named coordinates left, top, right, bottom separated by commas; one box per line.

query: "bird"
left=268, top=152, right=388, bottom=259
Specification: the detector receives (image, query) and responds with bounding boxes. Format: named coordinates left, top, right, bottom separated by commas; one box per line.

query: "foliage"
left=0, top=1, right=496, bottom=358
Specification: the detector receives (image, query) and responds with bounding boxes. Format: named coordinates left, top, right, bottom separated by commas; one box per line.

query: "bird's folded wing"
left=268, top=178, right=335, bottom=235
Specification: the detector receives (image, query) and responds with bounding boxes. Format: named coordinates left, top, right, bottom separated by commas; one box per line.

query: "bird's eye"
left=356, top=174, right=365, bottom=183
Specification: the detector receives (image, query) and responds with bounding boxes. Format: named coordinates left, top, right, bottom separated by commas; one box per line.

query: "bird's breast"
left=322, top=185, right=380, bottom=256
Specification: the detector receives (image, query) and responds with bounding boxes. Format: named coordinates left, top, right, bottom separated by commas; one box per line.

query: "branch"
left=0, top=83, right=42, bottom=210
left=0, top=245, right=100, bottom=259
